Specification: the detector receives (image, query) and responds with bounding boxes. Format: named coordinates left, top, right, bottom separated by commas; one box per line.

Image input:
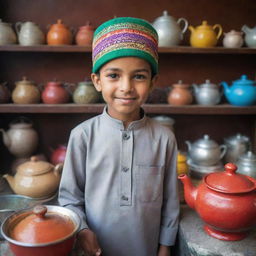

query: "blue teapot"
left=220, top=75, right=256, bottom=106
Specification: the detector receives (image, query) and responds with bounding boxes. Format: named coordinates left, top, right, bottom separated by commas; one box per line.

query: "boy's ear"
left=150, top=74, right=158, bottom=92
left=91, top=73, right=102, bottom=92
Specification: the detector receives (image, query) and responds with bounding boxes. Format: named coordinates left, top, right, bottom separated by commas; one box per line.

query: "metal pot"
left=237, top=151, right=256, bottom=178
left=1, top=205, right=80, bottom=256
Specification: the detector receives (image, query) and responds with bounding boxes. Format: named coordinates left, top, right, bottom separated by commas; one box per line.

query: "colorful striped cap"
left=92, top=17, right=158, bottom=76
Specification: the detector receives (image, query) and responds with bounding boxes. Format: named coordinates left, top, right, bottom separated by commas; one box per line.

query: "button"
left=121, top=195, right=129, bottom=201
left=122, top=167, right=129, bottom=172
left=122, top=133, right=130, bottom=140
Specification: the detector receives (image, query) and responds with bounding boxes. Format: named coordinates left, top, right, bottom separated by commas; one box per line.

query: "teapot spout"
left=241, top=25, right=251, bottom=34
left=185, top=140, right=192, bottom=151
left=0, top=129, right=11, bottom=149
left=220, top=81, right=230, bottom=95
left=3, top=174, right=15, bottom=192
left=188, top=25, right=195, bottom=33
left=192, top=84, right=199, bottom=93
left=178, top=174, right=197, bottom=209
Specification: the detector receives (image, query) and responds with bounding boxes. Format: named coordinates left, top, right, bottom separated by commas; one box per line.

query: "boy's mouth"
left=115, top=97, right=137, bottom=104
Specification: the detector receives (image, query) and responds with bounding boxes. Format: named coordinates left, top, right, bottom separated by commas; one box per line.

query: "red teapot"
left=75, top=22, right=94, bottom=46
left=50, top=144, right=67, bottom=165
left=178, top=163, right=256, bottom=241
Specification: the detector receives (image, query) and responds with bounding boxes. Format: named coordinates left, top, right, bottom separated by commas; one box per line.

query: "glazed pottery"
left=220, top=75, right=256, bottom=106
left=1, top=205, right=80, bottom=256
left=0, top=19, right=17, bottom=45
left=4, top=156, right=63, bottom=198
left=15, top=21, right=45, bottom=46
left=186, top=134, right=227, bottom=166
left=0, top=117, right=38, bottom=158
left=47, top=19, right=72, bottom=45
left=50, top=144, right=67, bottom=165
left=12, top=76, right=41, bottom=104
left=223, top=30, right=243, bottom=48
left=223, top=133, right=250, bottom=163
left=178, top=163, right=256, bottom=241
left=242, top=25, right=256, bottom=48
left=42, top=81, right=70, bottom=104
left=73, top=79, right=100, bottom=104
left=177, top=151, right=189, bottom=175
left=152, top=10, right=188, bottom=46
left=189, top=21, right=222, bottom=47
left=75, top=22, right=94, bottom=46
left=237, top=151, right=256, bottom=178
left=193, top=79, right=222, bottom=105
left=0, top=82, right=11, bottom=103
left=168, top=80, right=193, bottom=105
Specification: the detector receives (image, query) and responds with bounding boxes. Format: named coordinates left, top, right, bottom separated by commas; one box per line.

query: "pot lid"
left=224, top=133, right=250, bottom=145
left=10, top=205, right=75, bottom=244
left=238, top=151, right=256, bottom=163
left=153, top=10, right=175, bottom=23
left=200, top=79, right=218, bottom=88
left=194, top=134, right=218, bottom=149
left=15, top=76, right=34, bottom=85
left=17, top=156, right=53, bottom=176
left=233, top=75, right=255, bottom=86
left=204, top=163, right=256, bottom=193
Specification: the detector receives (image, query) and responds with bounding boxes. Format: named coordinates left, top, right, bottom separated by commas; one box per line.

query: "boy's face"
left=91, top=57, right=157, bottom=124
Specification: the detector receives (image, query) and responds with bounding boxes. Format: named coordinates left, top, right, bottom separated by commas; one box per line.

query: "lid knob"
left=33, top=205, right=47, bottom=218
left=225, top=163, right=237, bottom=175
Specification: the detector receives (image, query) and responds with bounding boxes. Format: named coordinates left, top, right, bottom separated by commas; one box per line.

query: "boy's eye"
left=107, top=73, right=119, bottom=79
left=134, top=74, right=147, bottom=80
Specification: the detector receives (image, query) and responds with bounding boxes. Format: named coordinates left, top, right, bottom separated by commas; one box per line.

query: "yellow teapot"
left=189, top=21, right=222, bottom=47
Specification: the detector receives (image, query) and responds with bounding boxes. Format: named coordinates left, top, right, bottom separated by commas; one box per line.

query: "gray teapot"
left=241, top=25, right=256, bottom=48
left=223, top=133, right=250, bottom=163
left=0, top=19, right=17, bottom=45
left=186, top=134, right=227, bottom=166
left=237, top=151, right=256, bottom=178
left=193, top=80, right=222, bottom=105
left=152, top=10, right=188, bottom=46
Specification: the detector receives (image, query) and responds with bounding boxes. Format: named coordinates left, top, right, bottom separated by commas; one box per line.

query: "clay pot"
left=0, top=82, right=11, bottom=103
left=75, top=22, right=94, bottom=46
left=168, top=80, right=193, bottom=105
left=50, top=144, right=67, bottom=165
left=1, top=205, right=80, bottom=256
left=42, top=81, right=70, bottom=104
left=12, top=77, right=41, bottom=104
left=47, top=19, right=73, bottom=45
left=0, top=19, right=17, bottom=45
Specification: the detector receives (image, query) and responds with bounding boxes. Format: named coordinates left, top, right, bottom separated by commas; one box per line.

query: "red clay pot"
left=50, top=144, right=67, bottom=165
left=75, top=22, right=94, bottom=46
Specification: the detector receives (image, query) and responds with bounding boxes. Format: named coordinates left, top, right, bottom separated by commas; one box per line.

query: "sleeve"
left=58, top=127, right=88, bottom=231
left=159, top=133, right=180, bottom=246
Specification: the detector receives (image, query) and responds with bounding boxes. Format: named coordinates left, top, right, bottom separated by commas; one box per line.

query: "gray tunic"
left=58, top=108, right=180, bottom=256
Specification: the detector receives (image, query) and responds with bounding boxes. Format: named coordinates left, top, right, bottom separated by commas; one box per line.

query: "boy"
left=59, top=17, right=180, bottom=256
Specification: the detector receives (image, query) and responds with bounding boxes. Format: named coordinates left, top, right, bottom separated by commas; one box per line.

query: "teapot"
left=189, top=21, right=222, bottom=47
left=223, top=30, right=244, bottom=48
left=220, top=75, right=256, bottom=106
left=241, top=25, right=256, bottom=48
left=152, top=10, right=188, bottom=46
left=186, top=134, right=227, bottom=166
left=15, top=21, right=45, bottom=46
left=237, top=151, right=256, bottom=178
left=0, top=19, right=17, bottom=45
left=0, top=82, right=11, bottom=103
left=3, top=156, right=63, bottom=198
left=193, top=79, right=222, bottom=105
left=47, top=19, right=73, bottom=45
left=178, top=163, right=256, bottom=241
left=0, top=117, right=39, bottom=158
left=223, top=133, right=251, bottom=163
left=75, top=22, right=94, bottom=46
left=50, top=144, right=67, bottom=165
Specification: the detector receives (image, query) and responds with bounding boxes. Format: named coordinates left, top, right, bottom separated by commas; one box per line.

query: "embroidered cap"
left=92, top=17, right=158, bottom=76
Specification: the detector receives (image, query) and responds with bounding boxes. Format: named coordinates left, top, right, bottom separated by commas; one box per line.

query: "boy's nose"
left=120, top=78, right=133, bottom=92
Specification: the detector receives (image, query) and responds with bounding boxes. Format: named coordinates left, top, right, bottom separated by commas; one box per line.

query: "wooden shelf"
left=0, top=104, right=255, bottom=115
left=0, top=45, right=256, bottom=54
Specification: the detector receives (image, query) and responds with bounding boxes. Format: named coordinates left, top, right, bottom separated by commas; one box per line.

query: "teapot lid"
left=200, top=79, right=218, bottom=88
left=238, top=151, right=256, bottom=163
left=233, top=75, right=255, bottom=86
left=224, top=133, right=250, bottom=145
left=194, top=134, right=218, bottom=149
left=153, top=10, right=175, bottom=23
left=10, top=205, right=75, bottom=244
left=17, top=156, right=53, bottom=176
left=198, top=20, right=212, bottom=29
left=16, top=76, right=34, bottom=85
left=204, top=163, right=256, bottom=193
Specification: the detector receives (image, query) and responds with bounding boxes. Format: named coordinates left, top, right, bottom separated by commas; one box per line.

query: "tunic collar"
left=101, top=105, right=147, bottom=130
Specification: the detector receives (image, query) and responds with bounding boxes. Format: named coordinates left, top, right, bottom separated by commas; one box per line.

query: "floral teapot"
left=178, top=163, right=256, bottom=241
left=220, top=75, right=256, bottom=106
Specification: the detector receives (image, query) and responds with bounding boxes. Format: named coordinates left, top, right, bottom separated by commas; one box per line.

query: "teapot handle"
left=213, top=24, right=223, bottom=39
left=54, top=162, right=63, bottom=176
left=219, top=144, right=227, bottom=160
left=177, top=18, right=188, bottom=35
left=15, top=22, right=22, bottom=35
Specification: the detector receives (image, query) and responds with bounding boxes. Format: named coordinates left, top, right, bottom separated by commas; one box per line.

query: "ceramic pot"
left=12, top=77, right=41, bottom=104
left=50, top=144, right=67, bottom=165
left=73, top=79, right=100, bottom=104
left=3, top=156, right=63, bottom=198
left=15, top=21, right=45, bottom=46
left=152, top=115, right=175, bottom=132
left=0, top=82, right=11, bottom=103
left=168, top=80, right=193, bottom=105
left=223, top=30, right=244, bottom=48
left=47, top=19, right=72, bottom=45
left=242, top=25, right=256, bottom=48
left=1, top=205, right=80, bottom=256
left=0, top=19, right=17, bottom=45
left=179, top=163, right=256, bottom=241
left=189, top=20, right=222, bottom=47
left=75, top=22, right=94, bottom=46
left=237, top=151, right=256, bottom=178
left=152, top=10, right=188, bottom=46
left=42, top=81, right=70, bottom=104
left=0, top=117, right=39, bottom=158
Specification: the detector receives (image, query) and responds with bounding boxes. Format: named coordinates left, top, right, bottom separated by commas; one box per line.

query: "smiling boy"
left=59, top=17, right=180, bottom=256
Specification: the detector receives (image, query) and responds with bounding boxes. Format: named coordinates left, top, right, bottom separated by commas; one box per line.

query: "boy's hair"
left=92, top=17, right=159, bottom=76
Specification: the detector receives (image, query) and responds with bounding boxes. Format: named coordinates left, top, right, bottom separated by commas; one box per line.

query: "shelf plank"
left=0, top=45, right=256, bottom=54
left=0, top=104, right=255, bottom=115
